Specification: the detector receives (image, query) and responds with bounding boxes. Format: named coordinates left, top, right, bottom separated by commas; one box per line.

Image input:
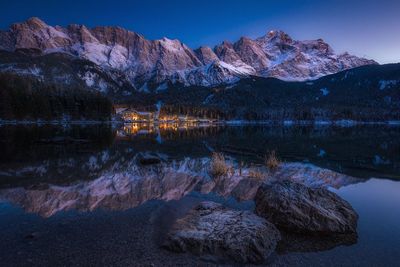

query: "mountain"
left=0, top=17, right=377, bottom=93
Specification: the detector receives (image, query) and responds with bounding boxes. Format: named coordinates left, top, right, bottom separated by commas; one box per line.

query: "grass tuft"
left=209, top=152, right=229, bottom=178
left=248, top=169, right=264, bottom=180
left=265, top=150, right=281, bottom=171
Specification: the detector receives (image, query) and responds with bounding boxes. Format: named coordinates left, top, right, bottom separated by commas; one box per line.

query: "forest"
left=0, top=73, right=113, bottom=121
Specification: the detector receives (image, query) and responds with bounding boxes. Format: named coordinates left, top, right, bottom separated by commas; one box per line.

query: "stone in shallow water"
left=255, top=180, right=358, bottom=235
left=163, top=201, right=281, bottom=264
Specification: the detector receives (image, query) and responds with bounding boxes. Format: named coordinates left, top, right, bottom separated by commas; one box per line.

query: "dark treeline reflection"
left=0, top=123, right=399, bottom=188
left=0, top=124, right=116, bottom=187
left=0, top=124, right=115, bottom=163
left=117, top=124, right=400, bottom=178
left=216, top=126, right=400, bottom=179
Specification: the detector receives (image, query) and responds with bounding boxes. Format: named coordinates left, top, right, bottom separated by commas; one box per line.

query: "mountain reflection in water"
left=0, top=157, right=359, bottom=217
left=0, top=123, right=399, bottom=188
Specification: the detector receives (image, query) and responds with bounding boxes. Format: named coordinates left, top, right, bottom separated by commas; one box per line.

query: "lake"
left=0, top=123, right=399, bottom=266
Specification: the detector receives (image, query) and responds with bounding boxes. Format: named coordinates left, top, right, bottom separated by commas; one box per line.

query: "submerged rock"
left=255, top=180, right=358, bottom=235
left=164, top=201, right=281, bottom=264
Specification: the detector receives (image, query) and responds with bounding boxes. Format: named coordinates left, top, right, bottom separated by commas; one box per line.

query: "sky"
left=0, top=0, right=399, bottom=63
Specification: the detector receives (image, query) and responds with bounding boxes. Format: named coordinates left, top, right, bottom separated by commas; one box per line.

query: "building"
left=120, top=109, right=154, bottom=122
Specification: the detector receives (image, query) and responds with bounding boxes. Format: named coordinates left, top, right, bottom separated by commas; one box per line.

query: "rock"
left=164, top=201, right=281, bottom=264
left=255, top=180, right=358, bottom=235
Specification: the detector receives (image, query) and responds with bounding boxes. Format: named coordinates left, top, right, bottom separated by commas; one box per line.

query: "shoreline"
left=1, top=119, right=400, bottom=126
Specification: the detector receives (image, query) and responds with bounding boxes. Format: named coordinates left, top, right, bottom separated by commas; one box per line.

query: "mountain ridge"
left=0, top=17, right=377, bottom=92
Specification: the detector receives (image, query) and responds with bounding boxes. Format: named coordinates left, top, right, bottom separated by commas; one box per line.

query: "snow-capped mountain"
left=0, top=17, right=377, bottom=92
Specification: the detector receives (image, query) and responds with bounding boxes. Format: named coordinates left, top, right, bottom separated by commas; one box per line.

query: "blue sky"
left=0, top=0, right=399, bottom=63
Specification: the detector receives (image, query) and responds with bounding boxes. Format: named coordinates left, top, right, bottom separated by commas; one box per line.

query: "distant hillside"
left=0, top=73, right=113, bottom=121
left=128, top=64, right=400, bottom=121
left=0, top=49, right=136, bottom=97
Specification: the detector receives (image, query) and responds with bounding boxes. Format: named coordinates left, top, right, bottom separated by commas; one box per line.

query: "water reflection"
left=0, top=165, right=202, bottom=217
left=1, top=123, right=399, bottom=188
left=120, top=122, right=212, bottom=136
left=0, top=156, right=360, bottom=218
left=277, top=232, right=358, bottom=254
left=117, top=123, right=400, bottom=179
left=0, top=123, right=398, bottom=258
left=0, top=123, right=399, bottom=264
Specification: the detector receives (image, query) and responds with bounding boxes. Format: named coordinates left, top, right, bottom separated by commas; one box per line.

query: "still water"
left=0, top=123, right=399, bottom=266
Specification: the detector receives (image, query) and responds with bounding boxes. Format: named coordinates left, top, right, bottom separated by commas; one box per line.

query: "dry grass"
left=248, top=169, right=264, bottom=180
left=265, top=150, right=281, bottom=171
left=209, top=152, right=229, bottom=178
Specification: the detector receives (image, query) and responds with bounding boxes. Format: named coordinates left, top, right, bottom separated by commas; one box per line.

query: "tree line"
left=0, top=73, right=113, bottom=121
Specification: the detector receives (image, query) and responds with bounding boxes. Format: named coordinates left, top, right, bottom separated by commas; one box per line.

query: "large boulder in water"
left=163, top=201, right=281, bottom=264
left=255, top=180, right=358, bottom=235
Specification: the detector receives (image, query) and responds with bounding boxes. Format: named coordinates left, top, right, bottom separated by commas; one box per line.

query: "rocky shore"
left=162, top=156, right=359, bottom=264
left=164, top=180, right=358, bottom=264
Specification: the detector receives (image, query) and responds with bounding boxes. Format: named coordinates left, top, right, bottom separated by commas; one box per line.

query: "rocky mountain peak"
left=158, top=37, right=183, bottom=49
left=10, top=17, right=47, bottom=34
left=194, top=46, right=219, bottom=65
left=22, top=17, right=48, bottom=29
left=235, top=36, right=256, bottom=47
left=265, top=30, right=293, bottom=44
left=220, top=40, right=234, bottom=48
left=71, top=24, right=98, bottom=43
left=233, top=37, right=270, bottom=71
left=214, top=40, right=243, bottom=65
left=91, top=26, right=141, bottom=47
left=300, top=38, right=334, bottom=55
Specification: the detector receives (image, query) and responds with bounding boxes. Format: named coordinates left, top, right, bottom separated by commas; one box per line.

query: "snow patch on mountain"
left=379, top=80, right=398, bottom=90
left=218, top=60, right=255, bottom=75
left=320, top=88, right=330, bottom=96
left=139, top=82, right=150, bottom=93
left=0, top=64, right=44, bottom=80
left=203, top=94, right=214, bottom=104
left=78, top=71, right=110, bottom=92
left=156, top=82, right=168, bottom=92
left=80, top=71, right=96, bottom=87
